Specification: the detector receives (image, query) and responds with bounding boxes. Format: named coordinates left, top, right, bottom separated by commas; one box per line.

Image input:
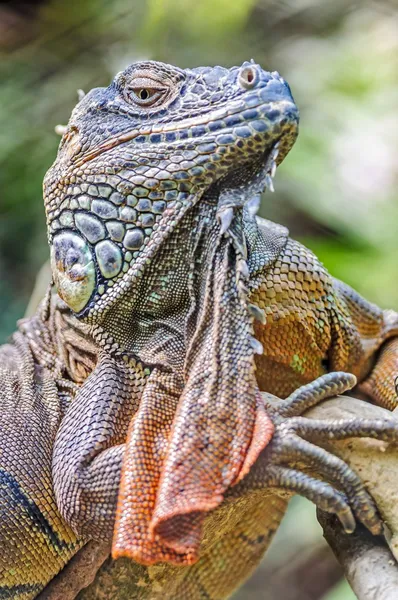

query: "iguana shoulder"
left=247, top=216, right=398, bottom=400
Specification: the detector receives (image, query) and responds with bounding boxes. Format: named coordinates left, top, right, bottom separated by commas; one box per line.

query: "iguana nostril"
left=238, top=65, right=258, bottom=90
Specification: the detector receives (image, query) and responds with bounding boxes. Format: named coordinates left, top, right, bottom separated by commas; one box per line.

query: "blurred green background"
left=0, top=0, right=397, bottom=598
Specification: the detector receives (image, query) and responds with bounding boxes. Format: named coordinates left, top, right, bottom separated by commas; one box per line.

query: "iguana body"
left=1, top=60, right=398, bottom=599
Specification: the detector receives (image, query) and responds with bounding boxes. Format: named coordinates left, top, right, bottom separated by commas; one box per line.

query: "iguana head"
left=44, top=60, right=299, bottom=318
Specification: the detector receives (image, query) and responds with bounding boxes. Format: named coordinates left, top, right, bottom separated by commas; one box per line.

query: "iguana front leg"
left=53, top=353, right=189, bottom=561
left=234, top=372, right=398, bottom=536
left=360, top=337, right=398, bottom=410
left=53, top=353, right=146, bottom=539
left=248, top=227, right=398, bottom=407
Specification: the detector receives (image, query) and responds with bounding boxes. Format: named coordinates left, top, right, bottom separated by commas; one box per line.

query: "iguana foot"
left=232, top=372, right=398, bottom=536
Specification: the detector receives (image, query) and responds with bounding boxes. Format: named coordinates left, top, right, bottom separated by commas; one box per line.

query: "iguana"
left=1, top=60, right=398, bottom=600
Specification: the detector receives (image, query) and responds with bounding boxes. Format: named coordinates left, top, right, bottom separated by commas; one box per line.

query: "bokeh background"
left=0, top=0, right=397, bottom=598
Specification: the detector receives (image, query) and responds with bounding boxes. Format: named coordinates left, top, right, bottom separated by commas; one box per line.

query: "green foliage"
left=322, top=579, right=356, bottom=600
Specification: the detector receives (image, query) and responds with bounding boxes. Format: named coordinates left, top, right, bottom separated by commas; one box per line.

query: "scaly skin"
left=0, top=295, right=95, bottom=599
left=1, top=60, right=398, bottom=599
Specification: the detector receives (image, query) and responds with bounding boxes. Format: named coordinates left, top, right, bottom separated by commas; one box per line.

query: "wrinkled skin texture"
left=1, top=61, right=398, bottom=600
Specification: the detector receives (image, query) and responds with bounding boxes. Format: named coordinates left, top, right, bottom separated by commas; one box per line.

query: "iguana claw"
left=231, top=372, right=398, bottom=537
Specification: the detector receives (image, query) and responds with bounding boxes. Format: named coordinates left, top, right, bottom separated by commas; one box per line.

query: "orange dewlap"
left=113, top=220, right=275, bottom=564
left=112, top=379, right=274, bottom=565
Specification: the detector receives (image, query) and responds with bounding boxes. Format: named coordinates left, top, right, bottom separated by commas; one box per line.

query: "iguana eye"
left=137, top=89, right=151, bottom=100
left=130, top=88, right=161, bottom=105
left=126, top=77, right=166, bottom=107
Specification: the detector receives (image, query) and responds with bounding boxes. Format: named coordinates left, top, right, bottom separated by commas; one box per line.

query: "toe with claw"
left=231, top=372, right=398, bottom=537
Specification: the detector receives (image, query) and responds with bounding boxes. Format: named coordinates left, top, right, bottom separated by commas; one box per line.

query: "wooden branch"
left=238, top=540, right=342, bottom=600
left=318, top=512, right=398, bottom=600
left=305, top=397, right=398, bottom=600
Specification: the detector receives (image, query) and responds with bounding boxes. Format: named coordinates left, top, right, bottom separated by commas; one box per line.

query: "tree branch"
left=318, top=512, right=398, bottom=600
left=305, top=396, right=398, bottom=600
left=37, top=542, right=110, bottom=600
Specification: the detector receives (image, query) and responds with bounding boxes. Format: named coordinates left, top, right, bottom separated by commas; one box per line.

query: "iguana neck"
left=88, top=194, right=251, bottom=375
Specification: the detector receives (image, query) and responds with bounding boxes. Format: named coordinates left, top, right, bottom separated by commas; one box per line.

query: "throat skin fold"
left=112, top=200, right=274, bottom=564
